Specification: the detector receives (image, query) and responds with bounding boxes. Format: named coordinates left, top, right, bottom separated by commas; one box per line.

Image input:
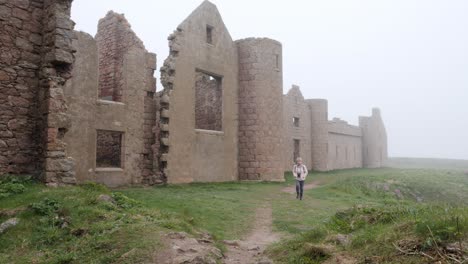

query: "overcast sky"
left=71, top=0, right=468, bottom=160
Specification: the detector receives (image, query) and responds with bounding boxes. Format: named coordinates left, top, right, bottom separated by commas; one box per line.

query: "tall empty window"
left=195, top=71, right=223, bottom=131
left=206, top=25, right=213, bottom=44
left=96, top=130, right=123, bottom=168
left=293, top=139, right=300, bottom=162
left=293, top=117, right=300, bottom=127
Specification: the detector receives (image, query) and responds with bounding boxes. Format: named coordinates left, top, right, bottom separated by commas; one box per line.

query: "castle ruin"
left=0, top=0, right=388, bottom=186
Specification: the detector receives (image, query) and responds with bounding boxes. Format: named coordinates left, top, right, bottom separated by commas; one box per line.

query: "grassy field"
left=1, top=159, right=467, bottom=263
left=388, top=157, right=468, bottom=170
left=270, top=168, right=468, bottom=263
left=0, top=178, right=281, bottom=263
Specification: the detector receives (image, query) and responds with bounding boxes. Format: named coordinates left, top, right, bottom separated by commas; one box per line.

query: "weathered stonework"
left=237, top=38, right=284, bottom=181
left=63, top=12, right=159, bottom=187
left=282, top=85, right=312, bottom=170
left=327, top=118, right=363, bottom=170
left=159, top=1, right=239, bottom=183
left=0, top=0, right=45, bottom=176
left=309, top=99, right=329, bottom=171
left=0, top=0, right=77, bottom=186
left=283, top=85, right=387, bottom=171
left=1, top=0, right=388, bottom=186
left=360, top=108, right=388, bottom=168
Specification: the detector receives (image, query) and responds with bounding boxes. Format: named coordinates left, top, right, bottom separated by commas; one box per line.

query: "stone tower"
left=236, top=38, right=284, bottom=181
left=308, top=99, right=329, bottom=171
left=359, top=108, right=388, bottom=168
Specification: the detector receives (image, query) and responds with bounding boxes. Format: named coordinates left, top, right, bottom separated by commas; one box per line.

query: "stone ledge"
left=195, top=129, right=224, bottom=136
left=97, top=99, right=126, bottom=106
left=95, top=168, right=124, bottom=172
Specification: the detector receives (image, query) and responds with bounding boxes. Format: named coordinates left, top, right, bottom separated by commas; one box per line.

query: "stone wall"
left=282, top=85, right=386, bottom=172
left=1, top=0, right=389, bottom=185
left=359, top=108, right=388, bottom=168
left=327, top=118, right=363, bottom=170
left=237, top=38, right=284, bottom=181
left=0, top=0, right=77, bottom=185
left=308, top=99, right=329, bottom=171
left=282, top=85, right=312, bottom=171
left=0, top=0, right=44, bottom=175
left=39, top=0, right=77, bottom=186
left=159, top=1, right=239, bottom=183
left=62, top=31, right=97, bottom=184
left=63, top=12, right=159, bottom=187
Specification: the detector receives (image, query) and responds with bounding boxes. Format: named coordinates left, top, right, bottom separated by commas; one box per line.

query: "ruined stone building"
left=282, top=85, right=387, bottom=172
left=0, top=0, right=388, bottom=186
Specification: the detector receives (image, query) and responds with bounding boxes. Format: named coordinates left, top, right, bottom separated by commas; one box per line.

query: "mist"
left=71, top=0, right=468, bottom=160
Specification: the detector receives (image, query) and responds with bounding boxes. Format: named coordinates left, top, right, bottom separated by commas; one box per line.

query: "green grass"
left=1, top=165, right=467, bottom=263
left=0, top=178, right=282, bottom=263
left=269, top=168, right=468, bottom=263
left=119, top=182, right=281, bottom=240
left=0, top=180, right=175, bottom=263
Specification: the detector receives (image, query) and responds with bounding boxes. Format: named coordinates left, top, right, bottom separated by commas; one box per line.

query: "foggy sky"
left=71, top=0, right=468, bottom=160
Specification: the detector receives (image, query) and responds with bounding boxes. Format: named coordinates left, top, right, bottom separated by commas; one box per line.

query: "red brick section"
left=194, top=72, right=222, bottom=131
left=96, top=11, right=145, bottom=102
left=38, top=0, right=77, bottom=185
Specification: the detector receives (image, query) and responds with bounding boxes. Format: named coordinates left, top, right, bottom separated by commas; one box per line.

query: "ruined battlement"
left=283, top=84, right=387, bottom=171
left=0, top=0, right=388, bottom=186
left=328, top=119, right=362, bottom=137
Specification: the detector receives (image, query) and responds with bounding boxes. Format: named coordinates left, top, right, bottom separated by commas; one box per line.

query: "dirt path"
left=281, top=181, right=320, bottom=194
left=223, top=203, right=279, bottom=264
left=222, top=181, right=322, bottom=263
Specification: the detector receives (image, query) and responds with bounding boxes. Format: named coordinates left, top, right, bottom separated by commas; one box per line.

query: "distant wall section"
left=282, top=85, right=312, bottom=171
left=359, top=108, right=388, bottom=168
left=327, top=118, right=363, bottom=170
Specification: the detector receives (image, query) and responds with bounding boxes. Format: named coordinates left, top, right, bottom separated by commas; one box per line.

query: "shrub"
left=30, top=198, right=61, bottom=216
left=0, top=175, right=31, bottom=198
left=111, top=192, right=141, bottom=209
left=301, top=243, right=331, bottom=262
left=301, top=227, right=328, bottom=243
left=80, top=182, right=109, bottom=193
left=415, top=209, right=467, bottom=247
left=0, top=182, right=25, bottom=198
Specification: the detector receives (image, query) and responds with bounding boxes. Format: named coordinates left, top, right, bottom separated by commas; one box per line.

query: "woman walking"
left=293, top=157, right=308, bottom=200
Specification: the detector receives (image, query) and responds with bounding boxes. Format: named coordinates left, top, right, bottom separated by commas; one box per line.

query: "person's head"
left=296, top=157, right=303, bottom=165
